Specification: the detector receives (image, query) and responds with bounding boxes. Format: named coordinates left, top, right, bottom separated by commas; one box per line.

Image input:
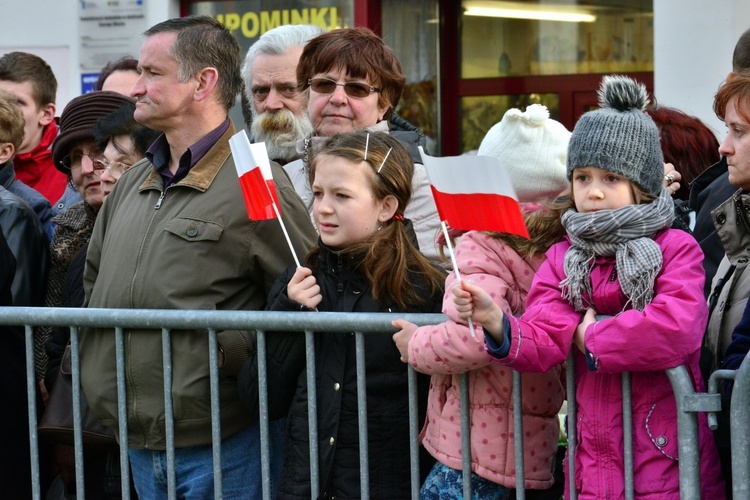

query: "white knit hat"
left=477, top=104, right=571, bottom=203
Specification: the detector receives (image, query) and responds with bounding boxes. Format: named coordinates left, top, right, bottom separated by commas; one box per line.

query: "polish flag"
left=420, top=147, right=529, bottom=238
left=230, top=130, right=281, bottom=220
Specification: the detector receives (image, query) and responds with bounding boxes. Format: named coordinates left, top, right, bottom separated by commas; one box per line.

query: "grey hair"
left=241, top=24, right=325, bottom=100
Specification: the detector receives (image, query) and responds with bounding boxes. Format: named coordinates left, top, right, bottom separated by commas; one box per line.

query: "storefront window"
left=382, top=0, right=440, bottom=154
left=461, top=0, right=654, bottom=79
left=461, top=93, right=559, bottom=153
left=456, top=0, right=653, bottom=153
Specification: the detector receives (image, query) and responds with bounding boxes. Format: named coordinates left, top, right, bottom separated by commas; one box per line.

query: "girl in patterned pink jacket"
left=453, top=76, right=725, bottom=499
left=393, top=104, right=571, bottom=498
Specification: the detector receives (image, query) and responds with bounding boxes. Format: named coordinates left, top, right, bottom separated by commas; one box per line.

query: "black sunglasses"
left=308, top=78, right=380, bottom=98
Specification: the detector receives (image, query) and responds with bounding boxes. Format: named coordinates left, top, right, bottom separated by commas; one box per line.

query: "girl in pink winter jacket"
left=393, top=104, right=571, bottom=498
left=453, top=76, right=725, bottom=499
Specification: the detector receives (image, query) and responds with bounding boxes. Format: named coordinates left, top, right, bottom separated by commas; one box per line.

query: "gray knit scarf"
left=560, top=188, right=675, bottom=312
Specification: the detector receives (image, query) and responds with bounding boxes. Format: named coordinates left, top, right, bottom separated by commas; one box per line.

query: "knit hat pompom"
left=566, top=75, right=663, bottom=196
left=598, top=74, right=649, bottom=113
left=523, top=102, right=550, bottom=125
left=478, top=104, right=571, bottom=203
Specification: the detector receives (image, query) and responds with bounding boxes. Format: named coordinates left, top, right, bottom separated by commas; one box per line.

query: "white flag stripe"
left=230, top=129, right=257, bottom=176
left=249, top=141, right=274, bottom=181
left=229, top=130, right=274, bottom=182
left=419, top=147, right=519, bottom=200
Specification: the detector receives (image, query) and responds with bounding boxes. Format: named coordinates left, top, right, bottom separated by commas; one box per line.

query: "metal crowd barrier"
left=1, top=307, right=445, bottom=500
left=0, top=307, right=730, bottom=500
left=708, top=354, right=750, bottom=500
left=563, top=358, right=724, bottom=500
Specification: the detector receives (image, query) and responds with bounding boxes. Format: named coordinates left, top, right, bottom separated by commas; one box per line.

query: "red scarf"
left=15, top=123, right=68, bottom=204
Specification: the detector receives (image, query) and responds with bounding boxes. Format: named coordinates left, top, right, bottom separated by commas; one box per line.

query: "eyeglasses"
left=60, top=152, right=106, bottom=173
left=102, top=161, right=133, bottom=177
left=308, top=78, right=380, bottom=98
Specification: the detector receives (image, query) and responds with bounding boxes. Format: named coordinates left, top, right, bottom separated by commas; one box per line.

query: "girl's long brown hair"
left=490, top=202, right=568, bottom=258
left=308, top=131, right=444, bottom=309
left=438, top=199, right=569, bottom=262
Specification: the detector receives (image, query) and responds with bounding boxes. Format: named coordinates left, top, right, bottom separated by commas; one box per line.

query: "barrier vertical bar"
left=70, top=327, right=86, bottom=499
left=161, top=328, right=176, bottom=499
left=114, top=326, right=130, bottom=500
left=459, top=372, right=472, bottom=499
left=566, top=351, right=578, bottom=500
left=407, top=366, right=420, bottom=499
left=665, top=365, right=701, bottom=499
left=24, top=325, right=40, bottom=500
left=256, top=329, right=272, bottom=500
left=208, top=328, right=223, bottom=499
left=621, top=372, right=634, bottom=500
left=512, top=370, right=525, bottom=500
left=355, top=331, right=370, bottom=500
left=305, top=330, right=320, bottom=499
left=730, top=355, right=750, bottom=499
left=708, top=368, right=734, bottom=431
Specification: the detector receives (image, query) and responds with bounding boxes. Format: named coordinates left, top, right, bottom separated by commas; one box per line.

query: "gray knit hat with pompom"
left=566, top=75, right=663, bottom=196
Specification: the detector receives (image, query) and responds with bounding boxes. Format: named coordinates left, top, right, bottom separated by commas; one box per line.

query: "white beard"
left=250, top=107, right=313, bottom=162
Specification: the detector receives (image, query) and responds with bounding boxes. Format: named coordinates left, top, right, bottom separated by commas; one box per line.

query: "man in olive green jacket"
left=81, top=16, right=317, bottom=498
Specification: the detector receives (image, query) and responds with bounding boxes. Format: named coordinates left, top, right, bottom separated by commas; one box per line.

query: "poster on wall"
left=78, top=0, right=149, bottom=93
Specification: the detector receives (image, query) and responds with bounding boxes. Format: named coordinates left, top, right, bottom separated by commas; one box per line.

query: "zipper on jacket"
left=608, top=267, right=617, bottom=283
left=733, top=194, right=750, bottom=232
left=131, top=190, right=168, bottom=305
left=336, top=254, right=344, bottom=293
left=154, top=190, right=166, bottom=210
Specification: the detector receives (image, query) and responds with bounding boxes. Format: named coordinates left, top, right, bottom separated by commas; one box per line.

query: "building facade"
left=1, top=0, right=748, bottom=154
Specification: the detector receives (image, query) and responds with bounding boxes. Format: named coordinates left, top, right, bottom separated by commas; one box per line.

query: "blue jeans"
left=128, top=419, right=286, bottom=499
left=420, top=461, right=508, bottom=500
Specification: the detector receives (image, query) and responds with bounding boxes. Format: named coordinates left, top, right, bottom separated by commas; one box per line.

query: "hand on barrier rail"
left=575, top=308, right=598, bottom=353
left=392, top=319, right=418, bottom=363
left=288, top=266, right=322, bottom=310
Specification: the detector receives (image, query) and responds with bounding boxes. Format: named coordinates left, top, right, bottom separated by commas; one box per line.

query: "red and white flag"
left=230, top=130, right=281, bottom=220
left=230, top=130, right=302, bottom=267
left=420, top=147, right=528, bottom=238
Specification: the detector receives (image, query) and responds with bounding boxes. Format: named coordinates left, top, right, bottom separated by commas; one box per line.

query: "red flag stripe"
left=430, top=186, right=529, bottom=237
left=239, top=167, right=276, bottom=220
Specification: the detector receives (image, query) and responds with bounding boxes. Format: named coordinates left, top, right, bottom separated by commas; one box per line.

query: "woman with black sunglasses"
left=292, top=27, right=442, bottom=265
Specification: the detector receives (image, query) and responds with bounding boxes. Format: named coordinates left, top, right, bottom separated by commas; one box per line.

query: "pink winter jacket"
left=408, top=231, right=565, bottom=489
left=495, top=228, right=725, bottom=499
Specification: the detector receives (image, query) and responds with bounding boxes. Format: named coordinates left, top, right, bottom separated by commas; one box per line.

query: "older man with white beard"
left=242, top=24, right=323, bottom=215
left=249, top=103, right=313, bottom=163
